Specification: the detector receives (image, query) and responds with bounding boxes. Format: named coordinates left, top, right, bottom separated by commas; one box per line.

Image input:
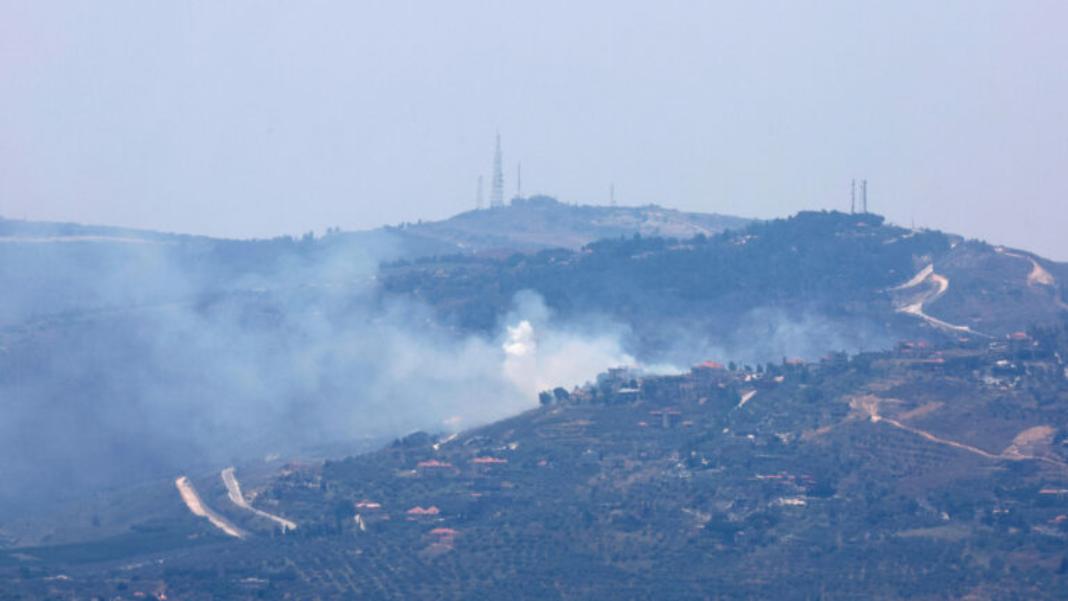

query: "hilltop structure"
left=851, top=178, right=869, bottom=214
left=490, top=134, right=505, bottom=208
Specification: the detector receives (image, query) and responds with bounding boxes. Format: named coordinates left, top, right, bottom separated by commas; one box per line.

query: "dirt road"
left=735, top=390, right=757, bottom=410
left=853, top=397, right=1068, bottom=470
left=996, top=247, right=1056, bottom=287
left=221, top=467, right=297, bottom=532
left=174, top=476, right=247, bottom=539
left=995, top=247, right=1068, bottom=310
left=892, top=264, right=988, bottom=336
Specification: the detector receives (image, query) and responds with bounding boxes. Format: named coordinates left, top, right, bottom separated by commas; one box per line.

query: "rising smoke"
left=0, top=228, right=897, bottom=519
left=0, top=234, right=637, bottom=516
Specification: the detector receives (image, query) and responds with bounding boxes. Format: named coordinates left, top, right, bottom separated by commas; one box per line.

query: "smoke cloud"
left=501, top=290, right=638, bottom=397
left=0, top=235, right=637, bottom=516
left=0, top=231, right=896, bottom=522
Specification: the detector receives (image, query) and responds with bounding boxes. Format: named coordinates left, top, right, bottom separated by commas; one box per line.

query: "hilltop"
left=383, top=211, right=1068, bottom=360
left=12, top=205, right=1061, bottom=350
left=0, top=217, right=200, bottom=243
left=0, top=196, right=747, bottom=262
left=0, top=199, right=747, bottom=325
left=382, top=195, right=750, bottom=255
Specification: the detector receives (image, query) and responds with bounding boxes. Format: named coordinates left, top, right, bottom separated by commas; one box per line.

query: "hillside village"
left=3, top=209, right=1068, bottom=599
left=7, top=323, right=1068, bottom=599
left=5, top=2, right=1066, bottom=597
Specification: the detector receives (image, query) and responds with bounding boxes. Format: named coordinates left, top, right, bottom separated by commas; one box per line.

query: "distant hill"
left=383, top=211, right=1068, bottom=360
left=0, top=199, right=748, bottom=325
left=919, top=240, right=1068, bottom=335
left=11, top=207, right=1060, bottom=349
left=0, top=216, right=197, bottom=242
left=381, top=195, right=751, bottom=255
left=1, top=196, right=748, bottom=257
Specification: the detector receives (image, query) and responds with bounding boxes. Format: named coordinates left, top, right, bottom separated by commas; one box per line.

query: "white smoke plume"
left=501, top=294, right=638, bottom=399
left=0, top=237, right=638, bottom=515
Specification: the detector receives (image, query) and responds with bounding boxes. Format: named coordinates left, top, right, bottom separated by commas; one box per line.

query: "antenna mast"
left=490, top=133, right=504, bottom=208
left=850, top=179, right=856, bottom=214
left=862, top=179, right=868, bottom=213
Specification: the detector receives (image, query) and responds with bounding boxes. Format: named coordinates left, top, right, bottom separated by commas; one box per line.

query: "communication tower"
left=490, top=134, right=504, bottom=208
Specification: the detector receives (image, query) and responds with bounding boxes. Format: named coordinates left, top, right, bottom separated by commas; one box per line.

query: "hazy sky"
left=1, top=2, right=1066, bottom=258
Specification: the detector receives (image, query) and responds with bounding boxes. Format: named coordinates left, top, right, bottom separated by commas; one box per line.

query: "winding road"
left=891, top=264, right=989, bottom=337
left=995, top=247, right=1068, bottom=310
left=174, top=476, right=247, bottom=539
left=995, top=247, right=1056, bottom=287
left=853, top=397, right=1068, bottom=471
left=221, top=467, right=298, bottom=532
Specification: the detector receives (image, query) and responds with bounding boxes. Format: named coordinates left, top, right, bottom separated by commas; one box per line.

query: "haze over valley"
left=3, top=197, right=1068, bottom=598
left=3, top=2, right=1068, bottom=599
